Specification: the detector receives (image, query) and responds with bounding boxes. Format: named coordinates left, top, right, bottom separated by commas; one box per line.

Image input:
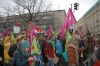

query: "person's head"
left=57, top=34, right=61, bottom=39
left=74, top=31, right=78, bottom=34
left=3, top=36, right=11, bottom=44
left=95, top=43, right=100, bottom=50
left=22, top=47, right=30, bottom=53
left=95, top=39, right=100, bottom=47
left=44, top=35, right=48, bottom=40
left=38, top=49, right=41, bottom=55
left=21, top=40, right=30, bottom=55
left=69, top=29, right=73, bottom=34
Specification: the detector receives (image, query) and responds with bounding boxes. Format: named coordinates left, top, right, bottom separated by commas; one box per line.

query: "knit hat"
left=21, top=40, right=30, bottom=49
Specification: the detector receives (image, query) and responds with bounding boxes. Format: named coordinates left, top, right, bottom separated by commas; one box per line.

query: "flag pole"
left=71, top=4, right=72, bottom=11
left=70, top=4, right=72, bottom=30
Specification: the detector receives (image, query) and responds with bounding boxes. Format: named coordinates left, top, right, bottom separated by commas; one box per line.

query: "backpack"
left=8, top=44, right=17, bottom=57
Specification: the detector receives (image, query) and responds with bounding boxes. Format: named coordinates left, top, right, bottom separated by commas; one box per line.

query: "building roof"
left=40, top=10, right=66, bottom=13
left=0, top=10, right=66, bottom=18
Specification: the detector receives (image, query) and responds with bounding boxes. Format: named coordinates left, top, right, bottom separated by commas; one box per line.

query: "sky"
left=51, top=0, right=98, bottom=20
left=0, top=0, right=98, bottom=21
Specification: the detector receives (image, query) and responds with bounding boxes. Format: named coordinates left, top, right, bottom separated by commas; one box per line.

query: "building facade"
left=73, top=0, right=100, bottom=36
left=0, top=10, right=66, bottom=32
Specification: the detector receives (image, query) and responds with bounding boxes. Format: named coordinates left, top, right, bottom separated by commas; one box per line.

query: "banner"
left=47, top=25, right=53, bottom=39
left=30, top=28, right=35, bottom=54
left=60, top=8, right=76, bottom=36
left=13, top=26, right=20, bottom=33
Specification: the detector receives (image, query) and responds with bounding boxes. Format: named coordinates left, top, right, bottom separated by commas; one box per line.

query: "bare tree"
left=13, top=0, right=51, bottom=24
left=0, top=6, right=16, bottom=28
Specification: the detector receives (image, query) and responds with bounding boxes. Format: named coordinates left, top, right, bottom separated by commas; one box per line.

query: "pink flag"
left=47, top=25, right=53, bottom=39
left=60, top=8, right=76, bottom=36
left=30, top=22, right=35, bottom=42
left=30, top=27, right=35, bottom=54
left=66, top=8, right=76, bottom=27
left=31, top=28, right=35, bottom=41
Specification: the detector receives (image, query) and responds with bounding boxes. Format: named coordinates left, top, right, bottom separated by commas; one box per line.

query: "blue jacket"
left=14, top=44, right=30, bottom=66
left=56, top=39, right=63, bottom=55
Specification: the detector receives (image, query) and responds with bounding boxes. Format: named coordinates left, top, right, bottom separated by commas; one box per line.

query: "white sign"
left=13, top=26, right=21, bottom=33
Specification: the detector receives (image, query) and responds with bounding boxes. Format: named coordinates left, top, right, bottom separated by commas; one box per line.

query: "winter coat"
left=40, top=40, right=48, bottom=63
left=3, top=36, right=12, bottom=63
left=55, top=39, right=63, bottom=55
left=14, top=44, right=30, bottom=66
left=67, top=44, right=77, bottom=65
left=45, top=42, right=54, bottom=58
left=4, top=42, right=10, bottom=63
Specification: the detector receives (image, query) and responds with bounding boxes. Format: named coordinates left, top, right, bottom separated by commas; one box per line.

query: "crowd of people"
left=0, top=29, right=100, bottom=66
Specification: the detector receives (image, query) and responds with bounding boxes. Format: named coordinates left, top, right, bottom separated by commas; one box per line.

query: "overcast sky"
left=0, top=0, right=98, bottom=21
left=51, top=0, right=98, bottom=20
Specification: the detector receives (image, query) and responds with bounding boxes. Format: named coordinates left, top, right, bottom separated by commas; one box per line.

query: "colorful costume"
left=67, top=44, right=77, bottom=64
left=3, top=36, right=11, bottom=63
left=14, top=35, right=31, bottom=66
left=45, top=42, right=54, bottom=58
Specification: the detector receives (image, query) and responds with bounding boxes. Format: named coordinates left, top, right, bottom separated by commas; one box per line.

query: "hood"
left=3, top=36, right=10, bottom=43
left=21, top=40, right=30, bottom=49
